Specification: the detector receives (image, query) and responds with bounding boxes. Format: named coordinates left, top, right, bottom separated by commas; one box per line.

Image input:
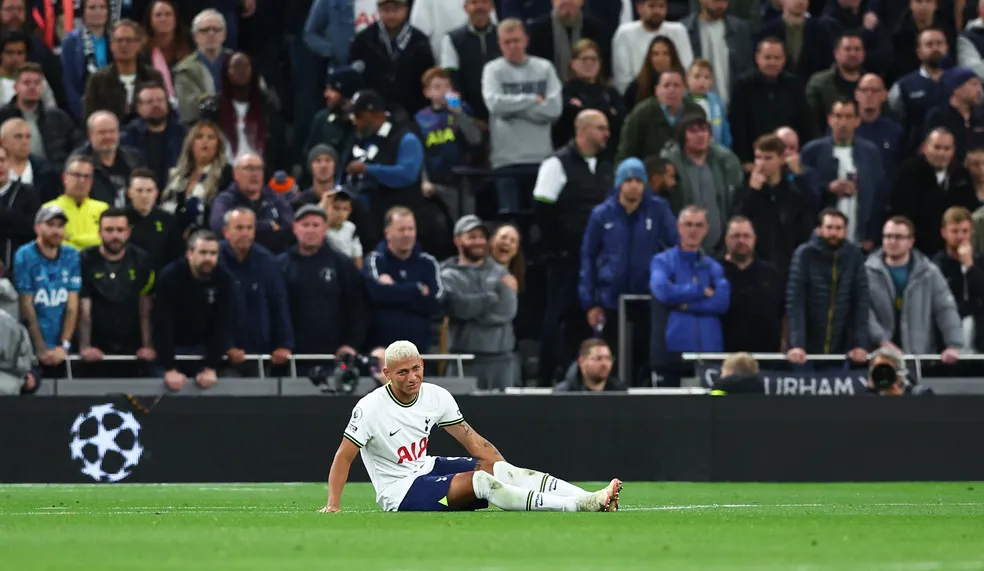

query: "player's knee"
left=471, top=469, right=499, bottom=498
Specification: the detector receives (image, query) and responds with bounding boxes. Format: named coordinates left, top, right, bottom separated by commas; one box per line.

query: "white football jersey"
left=343, top=382, right=464, bottom=511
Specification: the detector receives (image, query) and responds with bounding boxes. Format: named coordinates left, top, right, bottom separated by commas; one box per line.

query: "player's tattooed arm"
left=444, top=422, right=505, bottom=463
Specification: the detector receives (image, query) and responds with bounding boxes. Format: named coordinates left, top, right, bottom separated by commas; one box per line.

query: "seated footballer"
left=318, top=340, right=622, bottom=513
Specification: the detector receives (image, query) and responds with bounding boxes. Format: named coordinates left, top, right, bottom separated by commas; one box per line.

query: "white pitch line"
left=619, top=502, right=984, bottom=511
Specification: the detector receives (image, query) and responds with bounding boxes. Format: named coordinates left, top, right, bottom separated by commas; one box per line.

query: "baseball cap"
left=453, top=214, right=486, bottom=236
left=325, top=62, right=365, bottom=100
left=294, top=204, right=329, bottom=222
left=34, top=204, right=68, bottom=225
left=345, top=90, right=386, bottom=115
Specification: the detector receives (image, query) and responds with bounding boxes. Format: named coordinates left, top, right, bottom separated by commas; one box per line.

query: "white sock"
left=492, top=461, right=589, bottom=498
left=472, top=471, right=577, bottom=512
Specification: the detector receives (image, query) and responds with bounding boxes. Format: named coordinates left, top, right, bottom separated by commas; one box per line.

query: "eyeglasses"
left=237, top=165, right=263, bottom=173
left=882, top=233, right=912, bottom=241
left=681, top=221, right=706, bottom=228
left=66, top=171, right=92, bottom=180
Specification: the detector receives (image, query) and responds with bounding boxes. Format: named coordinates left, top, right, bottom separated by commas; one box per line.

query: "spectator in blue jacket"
left=219, top=207, right=293, bottom=376
left=209, top=152, right=294, bottom=254
left=579, top=157, right=678, bottom=384
left=59, top=0, right=113, bottom=123
left=649, top=204, right=731, bottom=386
left=855, top=73, right=903, bottom=175
left=888, top=28, right=950, bottom=155
left=278, top=204, right=368, bottom=375
left=364, top=206, right=445, bottom=353
left=800, top=97, right=887, bottom=250
left=120, top=83, right=187, bottom=191
left=304, top=0, right=358, bottom=68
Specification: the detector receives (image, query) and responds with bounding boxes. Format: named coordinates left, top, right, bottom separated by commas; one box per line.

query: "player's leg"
left=447, top=471, right=618, bottom=512
left=477, top=459, right=594, bottom=499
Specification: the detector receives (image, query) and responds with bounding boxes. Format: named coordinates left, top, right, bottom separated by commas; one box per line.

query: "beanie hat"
left=308, top=144, right=339, bottom=168
left=615, top=157, right=647, bottom=189
left=268, top=170, right=298, bottom=195
left=943, top=66, right=978, bottom=95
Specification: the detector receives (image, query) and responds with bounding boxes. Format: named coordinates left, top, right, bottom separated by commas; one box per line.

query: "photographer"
left=867, top=346, right=934, bottom=396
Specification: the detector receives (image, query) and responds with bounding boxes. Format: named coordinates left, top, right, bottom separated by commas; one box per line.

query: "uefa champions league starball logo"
left=68, top=403, right=144, bottom=483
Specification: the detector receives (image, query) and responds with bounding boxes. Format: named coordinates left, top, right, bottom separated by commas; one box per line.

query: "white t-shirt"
left=700, top=19, right=730, bottom=106
left=354, top=0, right=379, bottom=33
left=343, top=382, right=464, bottom=511
left=10, top=159, right=33, bottom=185
left=327, top=220, right=363, bottom=261
left=833, top=145, right=858, bottom=241
left=120, top=73, right=137, bottom=107
left=611, top=20, right=694, bottom=94
left=233, top=101, right=257, bottom=156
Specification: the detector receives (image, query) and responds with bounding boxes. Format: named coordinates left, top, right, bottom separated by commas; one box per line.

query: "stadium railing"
left=61, top=353, right=476, bottom=381
left=617, top=294, right=984, bottom=382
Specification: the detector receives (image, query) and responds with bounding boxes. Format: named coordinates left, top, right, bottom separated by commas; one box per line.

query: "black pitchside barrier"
left=1, top=396, right=983, bottom=484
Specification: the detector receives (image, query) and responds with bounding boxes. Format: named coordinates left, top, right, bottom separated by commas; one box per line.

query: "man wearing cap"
left=348, top=0, right=435, bottom=120
left=44, top=155, right=109, bottom=251
left=13, top=203, right=81, bottom=378
left=278, top=204, right=369, bottom=375
left=303, top=64, right=362, bottom=169
left=579, top=157, right=678, bottom=385
left=661, top=112, right=743, bottom=254
left=925, top=66, right=984, bottom=164
left=209, top=152, right=295, bottom=255
left=801, top=97, right=887, bottom=251
left=440, top=214, right=518, bottom=390
left=295, top=144, right=377, bottom=253
left=532, top=109, right=612, bottom=385
left=342, top=89, right=425, bottom=236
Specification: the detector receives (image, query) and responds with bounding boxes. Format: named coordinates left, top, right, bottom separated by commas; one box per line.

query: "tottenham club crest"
left=68, top=403, right=144, bottom=482
left=320, top=267, right=336, bottom=283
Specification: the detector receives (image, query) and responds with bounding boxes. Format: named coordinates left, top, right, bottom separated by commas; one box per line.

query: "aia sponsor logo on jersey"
left=396, top=437, right=428, bottom=464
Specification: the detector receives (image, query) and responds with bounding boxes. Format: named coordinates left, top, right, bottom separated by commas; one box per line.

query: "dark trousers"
left=287, top=35, right=325, bottom=165
left=492, top=164, right=539, bottom=216
left=537, top=258, right=591, bottom=386
left=602, top=303, right=652, bottom=387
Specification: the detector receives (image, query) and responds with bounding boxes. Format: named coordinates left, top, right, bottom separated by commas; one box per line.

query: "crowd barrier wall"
left=2, top=396, right=982, bottom=484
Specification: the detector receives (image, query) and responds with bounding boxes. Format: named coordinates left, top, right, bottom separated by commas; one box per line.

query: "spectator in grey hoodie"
left=866, top=216, right=963, bottom=363
left=0, top=295, right=36, bottom=395
left=481, top=18, right=562, bottom=216
left=441, top=215, right=518, bottom=390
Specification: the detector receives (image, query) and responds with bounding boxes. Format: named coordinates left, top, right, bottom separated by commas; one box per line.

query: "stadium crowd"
left=3, top=0, right=984, bottom=395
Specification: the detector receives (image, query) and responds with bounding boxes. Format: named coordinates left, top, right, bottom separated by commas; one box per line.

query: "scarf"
left=551, top=9, right=582, bottom=83
left=82, top=27, right=101, bottom=78
left=377, top=21, right=412, bottom=61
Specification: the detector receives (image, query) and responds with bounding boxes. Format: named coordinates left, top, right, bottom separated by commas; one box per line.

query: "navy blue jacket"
left=924, top=103, right=984, bottom=165
left=856, top=116, right=903, bottom=175
left=277, top=243, right=368, bottom=355
left=892, top=71, right=949, bottom=155
left=209, top=185, right=295, bottom=254
left=579, top=187, right=678, bottom=311
left=800, top=136, right=888, bottom=244
left=219, top=241, right=294, bottom=354
left=364, top=242, right=445, bottom=351
left=120, top=113, right=187, bottom=189
left=649, top=247, right=731, bottom=353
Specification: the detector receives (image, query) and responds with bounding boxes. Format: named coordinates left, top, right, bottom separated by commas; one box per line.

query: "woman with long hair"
left=141, top=0, right=192, bottom=100
left=623, top=36, right=685, bottom=112
left=60, top=0, right=112, bottom=121
left=554, top=39, right=625, bottom=161
left=160, top=120, right=233, bottom=235
left=490, top=223, right=525, bottom=293
left=216, top=51, right=287, bottom=174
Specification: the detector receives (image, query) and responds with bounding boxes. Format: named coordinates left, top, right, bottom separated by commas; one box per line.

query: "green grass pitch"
left=1, top=482, right=982, bottom=570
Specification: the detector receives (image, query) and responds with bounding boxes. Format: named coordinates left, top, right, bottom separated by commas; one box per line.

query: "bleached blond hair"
left=385, top=341, right=421, bottom=367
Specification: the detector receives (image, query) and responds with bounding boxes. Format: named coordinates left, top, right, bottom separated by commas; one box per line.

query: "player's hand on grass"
left=318, top=504, right=341, bottom=513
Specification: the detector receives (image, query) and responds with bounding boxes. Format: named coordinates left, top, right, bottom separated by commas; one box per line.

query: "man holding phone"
left=801, top=97, right=887, bottom=252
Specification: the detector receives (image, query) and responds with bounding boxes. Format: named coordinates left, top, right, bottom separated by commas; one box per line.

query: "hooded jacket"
left=364, top=242, right=445, bottom=350
left=579, top=158, right=679, bottom=311
left=0, top=308, right=33, bottom=396
left=209, top=185, right=295, bottom=254
left=866, top=249, right=963, bottom=354
left=649, top=246, right=731, bottom=352
left=0, top=180, right=39, bottom=268
left=440, top=256, right=517, bottom=355
left=786, top=234, right=869, bottom=354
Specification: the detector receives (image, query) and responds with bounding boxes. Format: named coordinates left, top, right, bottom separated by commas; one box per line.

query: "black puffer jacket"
left=0, top=98, right=82, bottom=169
left=786, top=234, right=869, bottom=354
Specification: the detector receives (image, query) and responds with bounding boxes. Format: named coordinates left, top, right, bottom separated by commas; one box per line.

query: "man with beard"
left=440, top=215, right=518, bottom=390
left=801, top=97, right=887, bottom=252
left=612, top=0, right=692, bottom=94
left=13, top=204, right=80, bottom=379
left=819, top=0, right=893, bottom=75
left=153, top=230, right=235, bottom=391
left=74, top=111, right=144, bottom=207
left=0, top=62, right=80, bottom=171
left=786, top=208, right=869, bottom=369
left=77, top=208, right=156, bottom=378
left=733, top=134, right=812, bottom=279
left=125, top=168, right=184, bottom=274
left=805, top=32, right=866, bottom=135
left=924, top=67, right=984, bottom=164
left=889, top=128, right=977, bottom=256
left=890, top=0, right=956, bottom=84
left=889, top=28, right=951, bottom=155
left=718, top=217, right=784, bottom=353
left=554, top=338, right=627, bottom=392
left=303, top=65, right=361, bottom=169
left=278, top=205, right=368, bottom=376
left=120, top=83, right=187, bottom=191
